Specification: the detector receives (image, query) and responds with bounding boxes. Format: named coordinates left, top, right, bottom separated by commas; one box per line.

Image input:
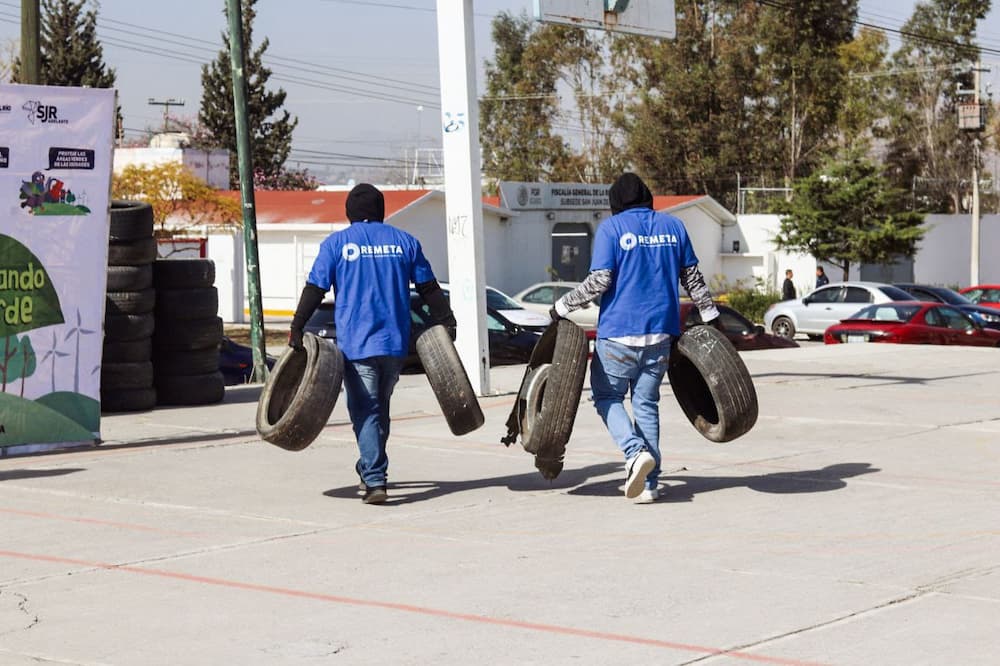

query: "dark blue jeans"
left=343, top=355, right=404, bottom=488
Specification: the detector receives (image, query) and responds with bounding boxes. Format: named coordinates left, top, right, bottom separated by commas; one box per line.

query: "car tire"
left=667, top=325, right=758, bottom=443
left=153, top=316, right=223, bottom=351
left=103, top=338, right=152, bottom=363
left=414, top=324, right=485, bottom=436
left=256, top=333, right=344, bottom=451
left=106, top=288, right=156, bottom=315
left=106, top=264, right=153, bottom=291
left=104, top=313, right=155, bottom=342
left=153, top=259, right=216, bottom=289
left=108, top=238, right=158, bottom=266
left=101, top=361, right=154, bottom=390
left=109, top=200, right=154, bottom=241
left=156, top=371, right=226, bottom=406
left=518, top=363, right=550, bottom=440
left=153, top=348, right=220, bottom=376
left=155, top=287, right=219, bottom=320
left=101, top=387, right=156, bottom=413
left=771, top=316, right=796, bottom=339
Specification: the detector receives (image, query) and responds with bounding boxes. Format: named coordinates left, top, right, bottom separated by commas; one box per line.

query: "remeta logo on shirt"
left=619, top=232, right=678, bottom=251
left=342, top=242, right=405, bottom=261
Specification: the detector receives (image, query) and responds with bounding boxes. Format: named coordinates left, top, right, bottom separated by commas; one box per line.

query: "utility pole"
left=20, top=0, right=40, bottom=84
left=958, top=60, right=987, bottom=286
left=147, top=98, right=185, bottom=133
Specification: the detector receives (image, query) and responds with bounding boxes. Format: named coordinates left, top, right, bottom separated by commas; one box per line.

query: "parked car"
left=681, top=302, right=799, bottom=350
left=437, top=282, right=551, bottom=332
left=893, top=283, right=1000, bottom=330
left=218, top=336, right=277, bottom=385
left=512, top=281, right=599, bottom=330
left=823, top=302, right=1000, bottom=347
left=763, top=281, right=914, bottom=340
left=958, top=284, right=1000, bottom=310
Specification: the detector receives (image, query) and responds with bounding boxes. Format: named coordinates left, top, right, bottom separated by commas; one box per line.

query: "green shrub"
left=724, top=287, right=783, bottom=324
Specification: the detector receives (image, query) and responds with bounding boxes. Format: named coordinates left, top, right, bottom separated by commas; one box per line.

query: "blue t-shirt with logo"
left=590, top=208, right=699, bottom=338
left=307, top=222, right=435, bottom=360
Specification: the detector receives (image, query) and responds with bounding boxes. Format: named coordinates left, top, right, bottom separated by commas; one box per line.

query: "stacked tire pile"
left=151, top=259, right=225, bottom=406
left=102, top=201, right=158, bottom=412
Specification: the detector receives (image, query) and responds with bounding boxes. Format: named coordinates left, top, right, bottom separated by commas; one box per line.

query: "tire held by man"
left=414, top=324, right=484, bottom=436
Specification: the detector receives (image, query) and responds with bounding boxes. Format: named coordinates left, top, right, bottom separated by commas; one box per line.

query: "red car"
left=824, top=302, right=1000, bottom=347
left=681, top=302, right=799, bottom=351
left=959, top=285, right=1000, bottom=310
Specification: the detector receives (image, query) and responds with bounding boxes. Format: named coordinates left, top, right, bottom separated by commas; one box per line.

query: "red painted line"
left=0, top=549, right=822, bottom=665
left=0, top=508, right=203, bottom=538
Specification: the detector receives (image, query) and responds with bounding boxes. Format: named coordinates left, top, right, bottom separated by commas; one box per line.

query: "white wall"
left=915, top=214, right=1000, bottom=287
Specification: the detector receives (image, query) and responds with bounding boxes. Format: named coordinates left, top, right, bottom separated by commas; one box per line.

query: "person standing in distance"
left=288, top=183, right=455, bottom=505
left=782, top=269, right=796, bottom=300
left=550, top=172, right=720, bottom=504
left=815, top=266, right=829, bottom=288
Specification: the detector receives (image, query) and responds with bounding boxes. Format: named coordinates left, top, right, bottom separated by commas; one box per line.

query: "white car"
left=437, top=282, right=552, bottom=332
left=763, top=281, right=914, bottom=339
left=511, top=281, right=600, bottom=330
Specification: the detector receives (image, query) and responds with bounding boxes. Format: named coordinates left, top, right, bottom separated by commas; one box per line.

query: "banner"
left=0, top=84, right=115, bottom=455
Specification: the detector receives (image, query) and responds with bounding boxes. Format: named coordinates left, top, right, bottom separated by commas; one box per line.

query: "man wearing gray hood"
left=551, top=173, right=720, bottom=503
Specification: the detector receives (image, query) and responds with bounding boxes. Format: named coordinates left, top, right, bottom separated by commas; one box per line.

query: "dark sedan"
left=681, top=302, right=799, bottom=350
left=304, top=294, right=542, bottom=369
left=893, top=283, right=1000, bottom=330
left=218, top=336, right=276, bottom=385
left=824, top=302, right=1000, bottom=347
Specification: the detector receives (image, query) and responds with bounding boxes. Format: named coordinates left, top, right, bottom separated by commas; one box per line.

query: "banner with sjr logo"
left=0, top=83, right=115, bottom=454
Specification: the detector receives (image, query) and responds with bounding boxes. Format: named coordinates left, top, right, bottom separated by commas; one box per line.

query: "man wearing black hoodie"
left=551, top=173, right=720, bottom=504
left=288, top=183, right=454, bottom=504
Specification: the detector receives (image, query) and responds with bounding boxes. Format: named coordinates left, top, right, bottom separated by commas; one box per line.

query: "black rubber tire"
left=106, top=289, right=156, bottom=315
left=101, top=387, right=157, bottom=413
left=106, top=264, right=153, bottom=291
left=414, top=324, right=484, bottom=436
left=153, top=348, right=220, bottom=376
left=155, top=371, right=225, bottom=406
left=520, top=320, right=588, bottom=479
left=667, top=325, right=758, bottom=443
left=256, top=333, right=344, bottom=451
left=109, top=200, right=154, bottom=241
left=108, top=238, right=158, bottom=266
left=153, top=259, right=216, bottom=289
left=153, top=316, right=223, bottom=351
left=103, top=338, right=152, bottom=363
left=155, top=287, right=218, bottom=320
left=519, top=363, right=550, bottom=439
left=104, top=313, right=155, bottom=342
left=771, top=316, right=796, bottom=339
left=101, top=361, right=154, bottom=390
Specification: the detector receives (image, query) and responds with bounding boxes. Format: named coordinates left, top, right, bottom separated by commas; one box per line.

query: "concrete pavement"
left=1, top=343, right=998, bottom=665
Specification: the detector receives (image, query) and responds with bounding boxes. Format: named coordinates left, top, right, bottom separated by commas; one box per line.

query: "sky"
left=3, top=0, right=1000, bottom=185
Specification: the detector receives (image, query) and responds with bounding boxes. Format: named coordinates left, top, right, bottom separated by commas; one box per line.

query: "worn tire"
left=153, top=259, right=216, bottom=289
left=153, top=348, right=220, bottom=376
left=106, top=289, right=155, bottom=315
left=108, top=237, right=158, bottom=266
left=155, top=287, right=218, bottom=320
left=109, top=200, right=154, bottom=241
left=103, top=338, right=152, bottom=363
left=256, top=333, right=344, bottom=451
left=101, top=387, right=156, bottom=413
left=153, top=316, right=223, bottom=351
left=155, top=371, right=225, bottom=406
left=667, top=325, right=758, bottom=443
left=101, top=361, right=154, bottom=390
left=106, top=264, right=153, bottom=291
left=104, top=313, right=155, bottom=342
left=415, top=325, right=484, bottom=436
left=520, top=320, right=588, bottom=479
left=519, top=363, right=550, bottom=440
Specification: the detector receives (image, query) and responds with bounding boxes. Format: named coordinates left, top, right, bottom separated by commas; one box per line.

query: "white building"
left=114, top=146, right=230, bottom=189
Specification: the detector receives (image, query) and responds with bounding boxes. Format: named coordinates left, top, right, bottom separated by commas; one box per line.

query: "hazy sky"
left=2, top=0, right=1000, bottom=183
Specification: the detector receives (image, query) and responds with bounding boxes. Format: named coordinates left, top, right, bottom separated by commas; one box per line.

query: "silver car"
left=763, top=281, right=914, bottom=339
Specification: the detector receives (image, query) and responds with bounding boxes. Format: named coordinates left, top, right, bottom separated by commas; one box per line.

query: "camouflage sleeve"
left=680, top=265, right=720, bottom=322
left=554, top=269, right=612, bottom=317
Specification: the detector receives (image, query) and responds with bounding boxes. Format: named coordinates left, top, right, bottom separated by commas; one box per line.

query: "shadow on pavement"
left=568, top=462, right=880, bottom=501
left=0, top=467, right=86, bottom=481
left=322, top=462, right=622, bottom=505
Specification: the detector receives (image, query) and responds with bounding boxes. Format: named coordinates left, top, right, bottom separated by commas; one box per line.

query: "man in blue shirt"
left=552, top=173, right=720, bottom=504
left=289, top=184, right=454, bottom=504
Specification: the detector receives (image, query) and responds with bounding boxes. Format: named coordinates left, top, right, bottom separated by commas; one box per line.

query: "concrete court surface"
left=0, top=343, right=998, bottom=665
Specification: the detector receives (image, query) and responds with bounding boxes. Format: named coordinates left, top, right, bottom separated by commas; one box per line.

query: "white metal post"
left=436, top=0, right=490, bottom=395
left=971, top=62, right=982, bottom=286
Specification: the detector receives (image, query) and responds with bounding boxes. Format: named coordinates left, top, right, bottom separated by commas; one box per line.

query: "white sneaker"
left=624, top=451, right=655, bottom=499
left=635, top=488, right=659, bottom=504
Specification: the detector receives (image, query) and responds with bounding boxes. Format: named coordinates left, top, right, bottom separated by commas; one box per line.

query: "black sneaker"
left=362, top=485, right=388, bottom=504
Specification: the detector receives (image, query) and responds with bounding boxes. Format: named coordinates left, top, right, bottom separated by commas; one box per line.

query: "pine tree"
left=12, top=0, right=116, bottom=88
left=199, top=0, right=297, bottom=188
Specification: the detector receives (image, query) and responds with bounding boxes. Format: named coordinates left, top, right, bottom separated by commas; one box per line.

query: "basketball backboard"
left=534, top=0, right=675, bottom=40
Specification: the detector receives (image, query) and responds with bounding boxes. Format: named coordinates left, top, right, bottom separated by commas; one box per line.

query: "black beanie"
left=608, top=172, right=653, bottom=214
left=346, top=183, right=385, bottom=222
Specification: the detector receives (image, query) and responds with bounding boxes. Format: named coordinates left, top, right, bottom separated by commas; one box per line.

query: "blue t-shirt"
left=307, top=222, right=435, bottom=360
left=590, top=208, right=699, bottom=338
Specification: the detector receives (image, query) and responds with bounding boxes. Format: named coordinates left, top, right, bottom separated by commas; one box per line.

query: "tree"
left=12, top=0, right=115, bottom=89
left=835, top=27, right=891, bottom=154
left=199, top=0, right=298, bottom=188
left=112, top=162, right=242, bottom=236
left=0, top=335, right=36, bottom=396
left=773, top=154, right=926, bottom=280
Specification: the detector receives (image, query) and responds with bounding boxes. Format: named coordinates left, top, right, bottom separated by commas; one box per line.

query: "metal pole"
left=971, top=60, right=982, bottom=286
left=226, top=0, right=268, bottom=381
left=20, top=0, right=40, bottom=84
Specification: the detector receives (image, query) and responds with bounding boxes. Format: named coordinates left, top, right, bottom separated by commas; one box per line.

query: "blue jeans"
left=590, top=337, right=672, bottom=490
left=343, top=355, right=404, bottom=488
